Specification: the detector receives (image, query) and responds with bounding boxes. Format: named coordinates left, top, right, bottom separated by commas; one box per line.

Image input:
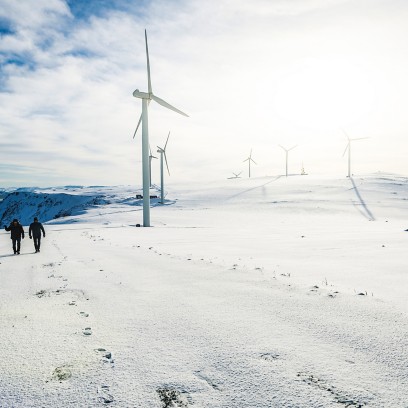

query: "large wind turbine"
left=243, top=149, right=256, bottom=178
left=157, top=132, right=171, bottom=204
left=149, top=145, right=157, bottom=187
left=341, top=129, right=368, bottom=177
left=279, top=144, right=297, bottom=177
left=132, top=30, right=188, bottom=226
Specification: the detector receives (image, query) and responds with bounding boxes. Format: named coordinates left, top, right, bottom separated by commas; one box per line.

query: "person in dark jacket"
left=4, top=219, right=25, bottom=254
left=29, top=217, right=45, bottom=253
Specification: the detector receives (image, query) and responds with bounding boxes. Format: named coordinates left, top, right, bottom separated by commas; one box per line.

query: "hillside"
left=0, top=185, right=165, bottom=226
left=0, top=173, right=407, bottom=407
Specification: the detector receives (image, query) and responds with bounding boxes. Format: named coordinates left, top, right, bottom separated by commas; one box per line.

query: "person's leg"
left=12, top=239, right=17, bottom=254
left=16, top=239, right=21, bottom=254
left=37, top=235, right=41, bottom=251
left=34, top=237, right=39, bottom=252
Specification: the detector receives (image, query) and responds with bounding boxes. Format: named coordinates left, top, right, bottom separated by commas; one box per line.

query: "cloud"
left=0, top=0, right=408, bottom=186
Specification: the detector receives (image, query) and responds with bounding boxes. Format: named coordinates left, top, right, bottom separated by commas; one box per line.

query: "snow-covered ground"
left=0, top=173, right=407, bottom=407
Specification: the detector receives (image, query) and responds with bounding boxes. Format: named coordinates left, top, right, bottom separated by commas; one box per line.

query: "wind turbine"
left=149, top=145, right=157, bottom=187
left=157, top=131, right=171, bottom=204
left=341, top=129, right=369, bottom=177
left=279, top=144, right=297, bottom=177
left=132, top=29, right=188, bottom=226
left=228, top=171, right=242, bottom=179
left=243, top=149, right=256, bottom=178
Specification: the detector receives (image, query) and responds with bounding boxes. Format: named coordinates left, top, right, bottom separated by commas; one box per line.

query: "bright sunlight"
left=273, top=57, right=377, bottom=130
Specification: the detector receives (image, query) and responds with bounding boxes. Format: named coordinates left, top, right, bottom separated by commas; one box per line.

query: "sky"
left=1, top=0, right=408, bottom=187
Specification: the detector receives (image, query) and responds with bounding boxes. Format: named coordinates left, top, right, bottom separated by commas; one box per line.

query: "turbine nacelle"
left=133, top=89, right=151, bottom=99
left=279, top=144, right=297, bottom=153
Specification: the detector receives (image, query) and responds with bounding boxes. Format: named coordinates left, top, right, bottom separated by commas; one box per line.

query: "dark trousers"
left=33, top=235, right=41, bottom=251
left=12, top=239, right=21, bottom=253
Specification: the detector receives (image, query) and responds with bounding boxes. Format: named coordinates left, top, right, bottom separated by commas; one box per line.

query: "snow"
left=0, top=173, right=407, bottom=407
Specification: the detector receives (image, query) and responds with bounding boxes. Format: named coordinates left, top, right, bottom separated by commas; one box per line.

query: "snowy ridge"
left=0, top=185, right=165, bottom=226
left=0, top=191, right=108, bottom=226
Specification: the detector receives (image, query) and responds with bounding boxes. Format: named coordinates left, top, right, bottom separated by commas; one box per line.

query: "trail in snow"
left=1, top=221, right=407, bottom=406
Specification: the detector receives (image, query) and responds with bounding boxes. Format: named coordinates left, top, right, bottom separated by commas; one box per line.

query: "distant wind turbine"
left=157, top=132, right=171, bottom=204
left=341, top=129, right=369, bottom=177
left=228, top=171, right=242, bottom=179
left=149, top=145, right=157, bottom=187
left=279, top=144, right=297, bottom=177
left=243, top=149, right=256, bottom=178
left=132, top=29, right=188, bottom=226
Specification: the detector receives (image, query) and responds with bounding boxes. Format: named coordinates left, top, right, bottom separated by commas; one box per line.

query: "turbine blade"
left=164, top=131, right=170, bottom=151
left=164, top=152, right=170, bottom=175
left=342, top=143, right=349, bottom=157
left=288, top=145, right=297, bottom=151
left=251, top=159, right=257, bottom=165
left=145, top=30, right=152, bottom=95
left=351, top=137, right=369, bottom=141
left=133, top=113, right=142, bottom=139
left=133, top=99, right=151, bottom=139
left=151, top=94, right=189, bottom=117
left=340, top=128, right=350, bottom=140
left=279, top=144, right=287, bottom=152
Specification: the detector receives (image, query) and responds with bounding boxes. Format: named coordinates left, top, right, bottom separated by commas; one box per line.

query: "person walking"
left=29, top=217, right=45, bottom=253
left=4, top=219, right=25, bottom=255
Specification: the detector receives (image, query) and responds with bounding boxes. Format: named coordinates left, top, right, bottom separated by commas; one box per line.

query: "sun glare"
left=273, top=58, right=376, bottom=130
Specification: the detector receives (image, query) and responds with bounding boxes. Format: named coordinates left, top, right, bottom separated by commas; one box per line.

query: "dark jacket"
left=5, top=222, right=25, bottom=240
left=29, top=221, right=45, bottom=238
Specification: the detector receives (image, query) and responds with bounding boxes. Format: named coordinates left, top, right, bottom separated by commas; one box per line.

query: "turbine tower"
left=341, top=129, right=368, bottom=178
left=279, top=144, right=297, bottom=177
left=243, top=149, right=256, bottom=178
left=132, top=29, right=188, bottom=226
left=157, top=131, right=171, bottom=204
left=149, top=145, right=157, bottom=187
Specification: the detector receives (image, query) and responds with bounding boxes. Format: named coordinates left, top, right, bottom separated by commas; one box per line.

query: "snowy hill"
left=0, top=185, right=165, bottom=226
left=0, top=191, right=108, bottom=226
left=0, top=173, right=408, bottom=407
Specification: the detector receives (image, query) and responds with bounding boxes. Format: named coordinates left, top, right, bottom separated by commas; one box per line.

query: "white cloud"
left=1, top=0, right=408, bottom=186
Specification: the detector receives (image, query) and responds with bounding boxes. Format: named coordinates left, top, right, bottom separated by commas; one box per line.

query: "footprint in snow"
left=297, top=372, right=367, bottom=407
left=194, top=371, right=221, bottom=391
left=35, top=289, right=48, bottom=298
left=50, top=365, right=72, bottom=382
left=156, top=387, right=190, bottom=408
left=79, top=311, right=89, bottom=317
left=260, top=352, right=280, bottom=362
left=98, top=384, right=114, bottom=404
left=42, top=262, right=55, bottom=268
left=82, top=327, right=92, bottom=336
left=95, top=348, right=114, bottom=366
